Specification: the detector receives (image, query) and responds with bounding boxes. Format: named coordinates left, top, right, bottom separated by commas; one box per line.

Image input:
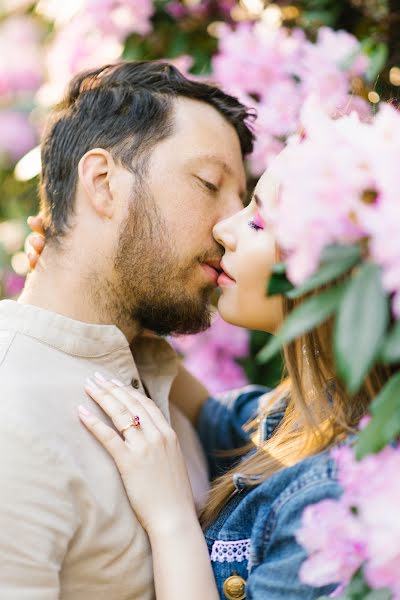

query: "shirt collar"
left=0, top=300, right=178, bottom=421
left=0, top=300, right=129, bottom=358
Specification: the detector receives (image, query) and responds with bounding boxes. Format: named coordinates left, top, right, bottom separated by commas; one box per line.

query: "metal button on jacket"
left=131, top=378, right=140, bottom=389
left=223, top=573, right=246, bottom=600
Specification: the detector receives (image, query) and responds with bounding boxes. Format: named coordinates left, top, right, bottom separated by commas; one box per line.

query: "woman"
left=28, top=166, right=385, bottom=599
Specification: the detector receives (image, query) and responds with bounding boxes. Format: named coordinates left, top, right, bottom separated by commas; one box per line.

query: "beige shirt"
left=0, top=300, right=208, bottom=600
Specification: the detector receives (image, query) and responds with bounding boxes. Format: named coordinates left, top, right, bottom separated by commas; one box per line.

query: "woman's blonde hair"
left=201, top=292, right=391, bottom=527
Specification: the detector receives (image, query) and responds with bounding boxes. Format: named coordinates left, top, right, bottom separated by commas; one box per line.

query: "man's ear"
left=78, top=148, right=115, bottom=219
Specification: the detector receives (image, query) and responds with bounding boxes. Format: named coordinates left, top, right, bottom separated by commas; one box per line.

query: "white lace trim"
left=210, top=539, right=251, bottom=563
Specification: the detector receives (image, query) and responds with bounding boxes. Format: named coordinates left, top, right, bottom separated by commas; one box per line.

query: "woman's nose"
left=213, top=217, right=236, bottom=251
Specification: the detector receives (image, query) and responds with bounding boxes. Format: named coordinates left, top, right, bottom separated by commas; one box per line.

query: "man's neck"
left=19, top=250, right=141, bottom=343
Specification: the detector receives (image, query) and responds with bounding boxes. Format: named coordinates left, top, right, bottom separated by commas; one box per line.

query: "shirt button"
left=223, top=573, right=246, bottom=600
left=131, top=378, right=140, bottom=389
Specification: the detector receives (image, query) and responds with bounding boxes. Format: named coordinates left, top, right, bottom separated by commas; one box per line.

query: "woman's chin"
left=217, top=295, right=252, bottom=330
left=217, top=293, right=281, bottom=333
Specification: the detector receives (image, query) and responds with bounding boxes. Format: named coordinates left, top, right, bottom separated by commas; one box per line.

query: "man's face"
left=113, top=97, right=247, bottom=335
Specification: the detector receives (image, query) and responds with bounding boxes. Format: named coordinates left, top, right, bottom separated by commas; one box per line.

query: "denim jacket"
left=197, top=386, right=342, bottom=599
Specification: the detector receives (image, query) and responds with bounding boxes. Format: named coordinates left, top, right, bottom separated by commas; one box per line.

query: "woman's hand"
left=26, top=214, right=45, bottom=270
left=79, top=373, right=198, bottom=537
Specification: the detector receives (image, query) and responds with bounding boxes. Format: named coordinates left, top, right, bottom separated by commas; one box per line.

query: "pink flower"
left=257, top=80, right=304, bottom=138
left=85, top=0, right=154, bottom=39
left=0, top=16, right=43, bottom=99
left=3, top=272, right=25, bottom=297
left=43, top=16, right=123, bottom=103
left=165, top=1, right=187, bottom=19
left=212, top=22, right=370, bottom=175
left=267, top=97, right=400, bottom=291
left=171, top=314, right=249, bottom=394
left=212, top=22, right=299, bottom=99
left=314, top=27, right=369, bottom=78
left=0, top=111, right=36, bottom=166
left=297, top=499, right=367, bottom=586
left=299, top=445, right=400, bottom=597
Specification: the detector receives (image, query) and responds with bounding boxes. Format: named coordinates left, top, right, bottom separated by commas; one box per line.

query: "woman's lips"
left=218, top=263, right=236, bottom=288
left=217, top=272, right=236, bottom=287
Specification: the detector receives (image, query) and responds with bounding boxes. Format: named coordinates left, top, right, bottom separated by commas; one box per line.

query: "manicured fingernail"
left=78, top=404, right=91, bottom=417
left=94, top=371, right=107, bottom=383
left=86, top=377, right=99, bottom=392
left=111, top=378, right=124, bottom=387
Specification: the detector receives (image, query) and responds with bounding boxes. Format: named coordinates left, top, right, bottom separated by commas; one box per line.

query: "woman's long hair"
left=201, top=291, right=391, bottom=527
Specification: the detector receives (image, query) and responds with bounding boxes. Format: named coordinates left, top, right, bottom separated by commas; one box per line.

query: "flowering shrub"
left=0, top=110, right=36, bottom=165
left=0, top=1, right=396, bottom=398
left=268, top=97, right=400, bottom=312
left=171, top=314, right=249, bottom=394
left=212, top=22, right=371, bottom=175
left=257, top=98, right=400, bottom=598
left=297, top=444, right=400, bottom=598
left=0, top=15, right=43, bottom=100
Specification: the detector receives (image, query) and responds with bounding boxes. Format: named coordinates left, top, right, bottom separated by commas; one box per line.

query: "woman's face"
left=213, top=169, right=283, bottom=333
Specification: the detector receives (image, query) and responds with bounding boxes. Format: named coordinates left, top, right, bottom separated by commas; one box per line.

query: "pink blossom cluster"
left=166, top=0, right=234, bottom=21
left=0, top=15, right=42, bottom=164
left=297, top=444, right=400, bottom=597
left=2, top=271, right=25, bottom=297
left=171, top=314, right=249, bottom=394
left=85, top=0, right=154, bottom=38
left=212, top=22, right=370, bottom=175
left=42, top=0, right=154, bottom=103
left=268, top=97, right=400, bottom=316
left=0, top=15, right=43, bottom=100
left=0, top=110, right=36, bottom=166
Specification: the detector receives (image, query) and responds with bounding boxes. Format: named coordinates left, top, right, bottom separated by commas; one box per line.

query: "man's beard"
left=113, top=184, right=216, bottom=336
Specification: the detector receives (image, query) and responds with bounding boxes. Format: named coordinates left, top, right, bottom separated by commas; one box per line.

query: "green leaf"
left=345, top=569, right=372, bottom=598
left=318, top=569, right=374, bottom=599
left=239, top=331, right=284, bottom=388
left=355, top=372, right=400, bottom=459
left=272, top=262, right=287, bottom=275
left=380, top=320, right=400, bottom=364
left=267, top=271, right=294, bottom=296
left=257, top=283, right=346, bottom=364
left=287, top=245, right=361, bottom=299
left=364, top=42, right=389, bottom=83
left=364, top=590, right=392, bottom=600
left=334, top=263, right=389, bottom=394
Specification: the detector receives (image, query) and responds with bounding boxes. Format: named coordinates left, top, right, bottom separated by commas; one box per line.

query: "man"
left=0, top=61, right=253, bottom=598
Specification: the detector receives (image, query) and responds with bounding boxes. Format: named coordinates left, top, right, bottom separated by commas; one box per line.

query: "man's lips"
left=201, top=260, right=223, bottom=285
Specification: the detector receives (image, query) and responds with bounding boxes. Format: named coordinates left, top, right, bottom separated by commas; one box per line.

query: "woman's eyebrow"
left=254, top=193, right=262, bottom=207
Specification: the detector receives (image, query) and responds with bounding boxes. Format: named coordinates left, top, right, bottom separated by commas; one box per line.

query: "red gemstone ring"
left=120, top=415, right=141, bottom=436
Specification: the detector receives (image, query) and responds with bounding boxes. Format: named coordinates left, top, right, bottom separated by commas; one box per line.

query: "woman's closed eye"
left=248, top=210, right=265, bottom=231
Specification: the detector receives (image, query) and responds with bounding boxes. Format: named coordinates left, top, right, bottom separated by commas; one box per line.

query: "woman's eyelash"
left=248, top=209, right=265, bottom=231
left=248, top=220, right=263, bottom=231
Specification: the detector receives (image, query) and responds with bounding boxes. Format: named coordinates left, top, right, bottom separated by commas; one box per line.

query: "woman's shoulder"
left=261, top=445, right=341, bottom=508
left=199, top=383, right=287, bottom=442
left=206, top=448, right=343, bottom=598
left=207, top=444, right=342, bottom=540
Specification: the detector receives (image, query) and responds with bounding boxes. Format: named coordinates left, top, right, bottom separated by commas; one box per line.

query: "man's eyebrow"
left=197, top=154, right=233, bottom=176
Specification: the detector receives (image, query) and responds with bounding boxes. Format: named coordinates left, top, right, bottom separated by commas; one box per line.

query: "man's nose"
left=221, top=194, right=244, bottom=220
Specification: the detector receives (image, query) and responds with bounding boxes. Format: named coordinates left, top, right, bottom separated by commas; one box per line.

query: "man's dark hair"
left=39, top=60, right=255, bottom=241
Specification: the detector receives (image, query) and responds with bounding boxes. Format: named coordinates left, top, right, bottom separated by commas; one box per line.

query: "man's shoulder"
left=0, top=324, right=57, bottom=382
